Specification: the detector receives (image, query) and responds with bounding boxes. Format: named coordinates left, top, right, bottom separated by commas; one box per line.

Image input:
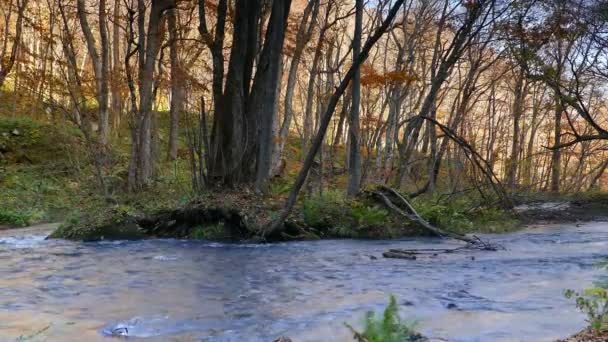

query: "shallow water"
left=1, top=222, right=608, bottom=341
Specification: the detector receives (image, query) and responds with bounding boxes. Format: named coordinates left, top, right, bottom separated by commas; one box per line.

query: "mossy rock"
left=48, top=215, right=146, bottom=241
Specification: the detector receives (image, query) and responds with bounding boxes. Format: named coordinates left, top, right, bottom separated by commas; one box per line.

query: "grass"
left=0, top=114, right=194, bottom=228
left=0, top=116, right=87, bottom=226
left=412, top=194, right=520, bottom=235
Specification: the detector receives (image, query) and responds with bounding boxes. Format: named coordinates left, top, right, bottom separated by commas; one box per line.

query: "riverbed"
left=1, top=221, right=607, bottom=341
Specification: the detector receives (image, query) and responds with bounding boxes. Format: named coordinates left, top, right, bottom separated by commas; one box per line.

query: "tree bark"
left=506, top=68, right=526, bottom=192
left=128, top=0, right=175, bottom=190
left=76, top=0, right=110, bottom=145
left=250, top=0, right=292, bottom=191
left=167, top=9, right=183, bottom=160
left=346, top=0, right=363, bottom=197
left=111, top=0, right=122, bottom=127
left=278, top=0, right=319, bottom=165
left=0, top=0, right=28, bottom=88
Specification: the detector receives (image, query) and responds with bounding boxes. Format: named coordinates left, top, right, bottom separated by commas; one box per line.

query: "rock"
left=446, top=303, right=458, bottom=309
left=11, top=129, right=20, bottom=136
left=273, top=337, right=292, bottom=342
left=401, top=300, right=414, bottom=306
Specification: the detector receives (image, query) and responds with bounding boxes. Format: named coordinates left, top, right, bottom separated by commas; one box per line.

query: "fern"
left=347, top=295, right=422, bottom=342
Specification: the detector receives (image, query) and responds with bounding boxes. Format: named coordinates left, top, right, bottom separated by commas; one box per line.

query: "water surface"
left=1, top=222, right=607, bottom=341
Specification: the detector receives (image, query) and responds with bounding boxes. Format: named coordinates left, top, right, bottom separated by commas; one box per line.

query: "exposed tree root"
left=136, top=206, right=254, bottom=239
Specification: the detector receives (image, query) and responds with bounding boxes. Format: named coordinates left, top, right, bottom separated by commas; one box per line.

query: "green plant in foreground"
left=346, top=295, right=422, bottom=342
left=565, top=261, right=608, bottom=333
left=565, top=287, right=608, bottom=332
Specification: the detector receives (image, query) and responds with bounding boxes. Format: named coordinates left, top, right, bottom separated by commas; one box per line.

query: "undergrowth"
left=346, top=295, right=423, bottom=342
left=565, top=262, right=608, bottom=333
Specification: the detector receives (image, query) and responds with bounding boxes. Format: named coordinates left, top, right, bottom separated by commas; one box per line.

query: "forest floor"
left=1, top=115, right=607, bottom=241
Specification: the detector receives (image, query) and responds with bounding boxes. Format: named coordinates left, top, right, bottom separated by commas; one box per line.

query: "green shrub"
left=346, top=295, right=422, bottom=342
left=414, top=201, right=473, bottom=233
left=565, top=262, right=608, bottom=333
left=0, top=207, right=30, bottom=226
left=565, top=287, right=608, bottom=332
left=269, top=179, right=292, bottom=196
left=302, top=191, right=350, bottom=228
left=351, top=204, right=389, bottom=227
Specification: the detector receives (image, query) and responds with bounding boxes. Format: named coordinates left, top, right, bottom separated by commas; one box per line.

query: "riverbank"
left=47, top=186, right=525, bottom=242
left=47, top=188, right=608, bottom=242
left=3, top=116, right=608, bottom=242
left=557, top=329, right=608, bottom=342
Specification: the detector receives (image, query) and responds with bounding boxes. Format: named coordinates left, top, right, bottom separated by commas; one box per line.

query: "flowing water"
left=1, top=222, right=608, bottom=341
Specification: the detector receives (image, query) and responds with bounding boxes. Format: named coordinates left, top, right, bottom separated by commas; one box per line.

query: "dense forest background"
left=1, top=0, right=608, bottom=232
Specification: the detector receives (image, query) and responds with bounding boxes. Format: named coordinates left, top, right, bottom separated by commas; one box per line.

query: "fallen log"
left=382, top=251, right=417, bottom=260
left=370, top=186, right=503, bottom=258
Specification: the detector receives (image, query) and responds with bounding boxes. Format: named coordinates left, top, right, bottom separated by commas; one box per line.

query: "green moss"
left=48, top=209, right=145, bottom=241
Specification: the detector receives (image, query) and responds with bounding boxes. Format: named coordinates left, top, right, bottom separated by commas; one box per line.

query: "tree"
left=199, top=0, right=292, bottom=189
left=76, top=0, right=110, bottom=145
left=346, top=0, right=363, bottom=197
left=127, top=0, right=176, bottom=190
left=167, top=8, right=183, bottom=161
left=268, top=0, right=406, bottom=236
left=0, top=0, right=28, bottom=88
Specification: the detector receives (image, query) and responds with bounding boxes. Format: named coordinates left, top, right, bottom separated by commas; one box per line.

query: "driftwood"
left=370, top=186, right=502, bottom=259
left=382, top=251, right=417, bottom=260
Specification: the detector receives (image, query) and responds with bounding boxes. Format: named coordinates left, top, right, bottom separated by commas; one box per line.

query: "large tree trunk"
left=206, top=0, right=291, bottom=189
left=208, top=0, right=260, bottom=184
left=250, top=0, right=292, bottom=191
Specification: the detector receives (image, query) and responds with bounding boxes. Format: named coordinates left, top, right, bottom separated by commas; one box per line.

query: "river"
left=1, top=221, right=607, bottom=341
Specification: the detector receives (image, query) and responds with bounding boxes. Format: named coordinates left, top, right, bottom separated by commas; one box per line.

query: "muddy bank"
left=48, top=189, right=608, bottom=243
left=556, top=328, right=608, bottom=342
left=48, top=191, right=432, bottom=242
left=515, top=199, right=608, bottom=224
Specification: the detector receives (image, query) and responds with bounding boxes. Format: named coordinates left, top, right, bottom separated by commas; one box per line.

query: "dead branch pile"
left=369, top=186, right=503, bottom=259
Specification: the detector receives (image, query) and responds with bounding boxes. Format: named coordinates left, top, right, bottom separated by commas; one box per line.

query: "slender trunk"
left=111, top=0, right=122, bottom=127
left=0, top=0, right=28, bottom=88
left=346, top=0, right=363, bottom=197
left=167, top=9, right=183, bottom=160
left=278, top=0, right=319, bottom=162
left=506, top=69, right=526, bottom=191
left=551, top=96, right=562, bottom=192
